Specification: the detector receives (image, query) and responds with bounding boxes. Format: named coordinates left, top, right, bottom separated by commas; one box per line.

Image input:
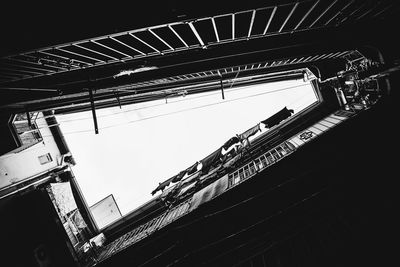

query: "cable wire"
left=36, top=83, right=311, bottom=137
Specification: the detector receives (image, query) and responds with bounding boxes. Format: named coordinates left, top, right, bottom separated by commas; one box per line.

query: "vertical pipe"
left=26, top=111, right=32, bottom=127
left=88, top=88, right=99, bottom=134
left=43, top=110, right=72, bottom=156
left=220, top=79, right=225, bottom=100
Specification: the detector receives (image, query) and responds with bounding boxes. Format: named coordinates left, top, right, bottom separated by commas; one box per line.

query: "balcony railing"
left=228, top=141, right=297, bottom=188
left=97, top=199, right=191, bottom=261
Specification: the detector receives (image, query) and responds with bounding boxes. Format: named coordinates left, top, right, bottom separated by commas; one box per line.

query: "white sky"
left=56, top=78, right=317, bottom=216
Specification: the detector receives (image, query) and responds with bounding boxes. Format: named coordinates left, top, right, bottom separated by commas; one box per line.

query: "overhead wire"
left=9, top=86, right=315, bottom=157
left=42, top=79, right=306, bottom=124
left=35, top=83, right=311, bottom=137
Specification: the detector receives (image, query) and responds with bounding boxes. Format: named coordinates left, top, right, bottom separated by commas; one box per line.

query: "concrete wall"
left=0, top=113, right=63, bottom=189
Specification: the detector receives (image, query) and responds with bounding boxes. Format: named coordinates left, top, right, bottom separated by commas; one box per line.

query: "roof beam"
left=247, top=10, right=256, bottom=38
left=211, top=17, right=220, bottom=42
left=279, top=2, right=299, bottom=32
left=91, top=40, right=132, bottom=59
left=57, top=47, right=104, bottom=63
left=340, top=2, right=368, bottom=24
left=309, top=0, right=338, bottom=28
left=263, top=6, right=277, bottom=34
left=73, top=43, right=120, bottom=61
left=109, top=36, right=146, bottom=56
left=148, top=29, right=174, bottom=50
left=232, top=13, right=235, bottom=40
left=168, top=25, right=189, bottom=48
left=324, top=0, right=355, bottom=25
left=129, top=33, right=160, bottom=54
left=293, top=0, right=320, bottom=31
left=188, top=22, right=205, bottom=47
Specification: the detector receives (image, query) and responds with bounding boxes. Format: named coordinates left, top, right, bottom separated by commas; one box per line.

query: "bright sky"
left=57, top=78, right=317, bottom=216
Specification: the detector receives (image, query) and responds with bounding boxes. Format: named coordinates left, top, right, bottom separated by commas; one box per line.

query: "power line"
left=11, top=95, right=314, bottom=156
left=50, top=81, right=307, bottom=124
left=36, top=83, right=311, bottom=137
left=36, top=82, right=259, bottom=122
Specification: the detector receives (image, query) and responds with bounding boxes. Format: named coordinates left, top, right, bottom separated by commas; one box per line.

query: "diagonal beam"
left=148, top=29, right=174, bottom=50
left=293, top=0, right=320, bottom=31
left=324, top=0, right=355, bottom=26
left=303, top=56, right=314, bottom=62
left=109, top=36, right=146, bottom=56
left=57, top=47, right=105, bottom=63
left=188, top=22, right=205, bottom=46
left=168, top=25, right=189, bottom=48
left=336, top=51, right=351, bottom=57
left=263, top=6, right=277, bottom=34
left=309, top=0, right=338, bottom=28
left=312, top=53, right=328, bottom=61
left=308, top=54, right=322, bottom=62
left=129, top=33, right=160, bottom=53
left=91, top=40, right=132, bottom=59
left=327, top=51, right=345, bottom=58
left=318, top=52, right=335, bottom=60
left=73, top=43, right=120, bottom=61
left=247, top=10, right=256, bottom=38
left=355, top=1, right=382, bottom=21
left=211, top=17, right=220, bottom=43
left=339, top=2, right=369, bottom=24
left=372, top=3, right=394, bottom=18
left=279, top=2, right=299, bottom=32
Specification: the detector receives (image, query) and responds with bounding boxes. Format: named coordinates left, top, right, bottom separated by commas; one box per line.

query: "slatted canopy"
left=0, top=0, right=399, bottom=112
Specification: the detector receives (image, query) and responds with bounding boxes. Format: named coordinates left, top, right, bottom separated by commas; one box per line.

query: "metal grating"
left=108, top=50, right=354, bottom=92
left=0, top=0, right=395, bottom=84
left=46, top=50, right=359, bottom=113
left=96, top=199, right=192, bottom=262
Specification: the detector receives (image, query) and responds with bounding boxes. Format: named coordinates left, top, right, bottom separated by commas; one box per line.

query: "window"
left=39, top=153, right=53, bottom=165
left=13, top=112, right=42, bottom=150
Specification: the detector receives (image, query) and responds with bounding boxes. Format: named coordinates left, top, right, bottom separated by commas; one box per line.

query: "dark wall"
left=0, top=190, right=78, bottom=267
left=0, top=112, right=19, bottom=155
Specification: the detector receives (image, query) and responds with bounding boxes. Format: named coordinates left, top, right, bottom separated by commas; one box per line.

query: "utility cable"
left=35, top=83, right=311, bottom=137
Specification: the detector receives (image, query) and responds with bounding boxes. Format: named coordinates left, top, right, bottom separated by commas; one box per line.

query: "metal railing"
left=97, top=199, right=191, bottom=261
left=228, top=141, right=296, bottom=187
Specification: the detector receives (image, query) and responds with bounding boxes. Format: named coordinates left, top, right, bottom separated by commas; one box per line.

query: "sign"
left=90, top=194, right=122, bottom=229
